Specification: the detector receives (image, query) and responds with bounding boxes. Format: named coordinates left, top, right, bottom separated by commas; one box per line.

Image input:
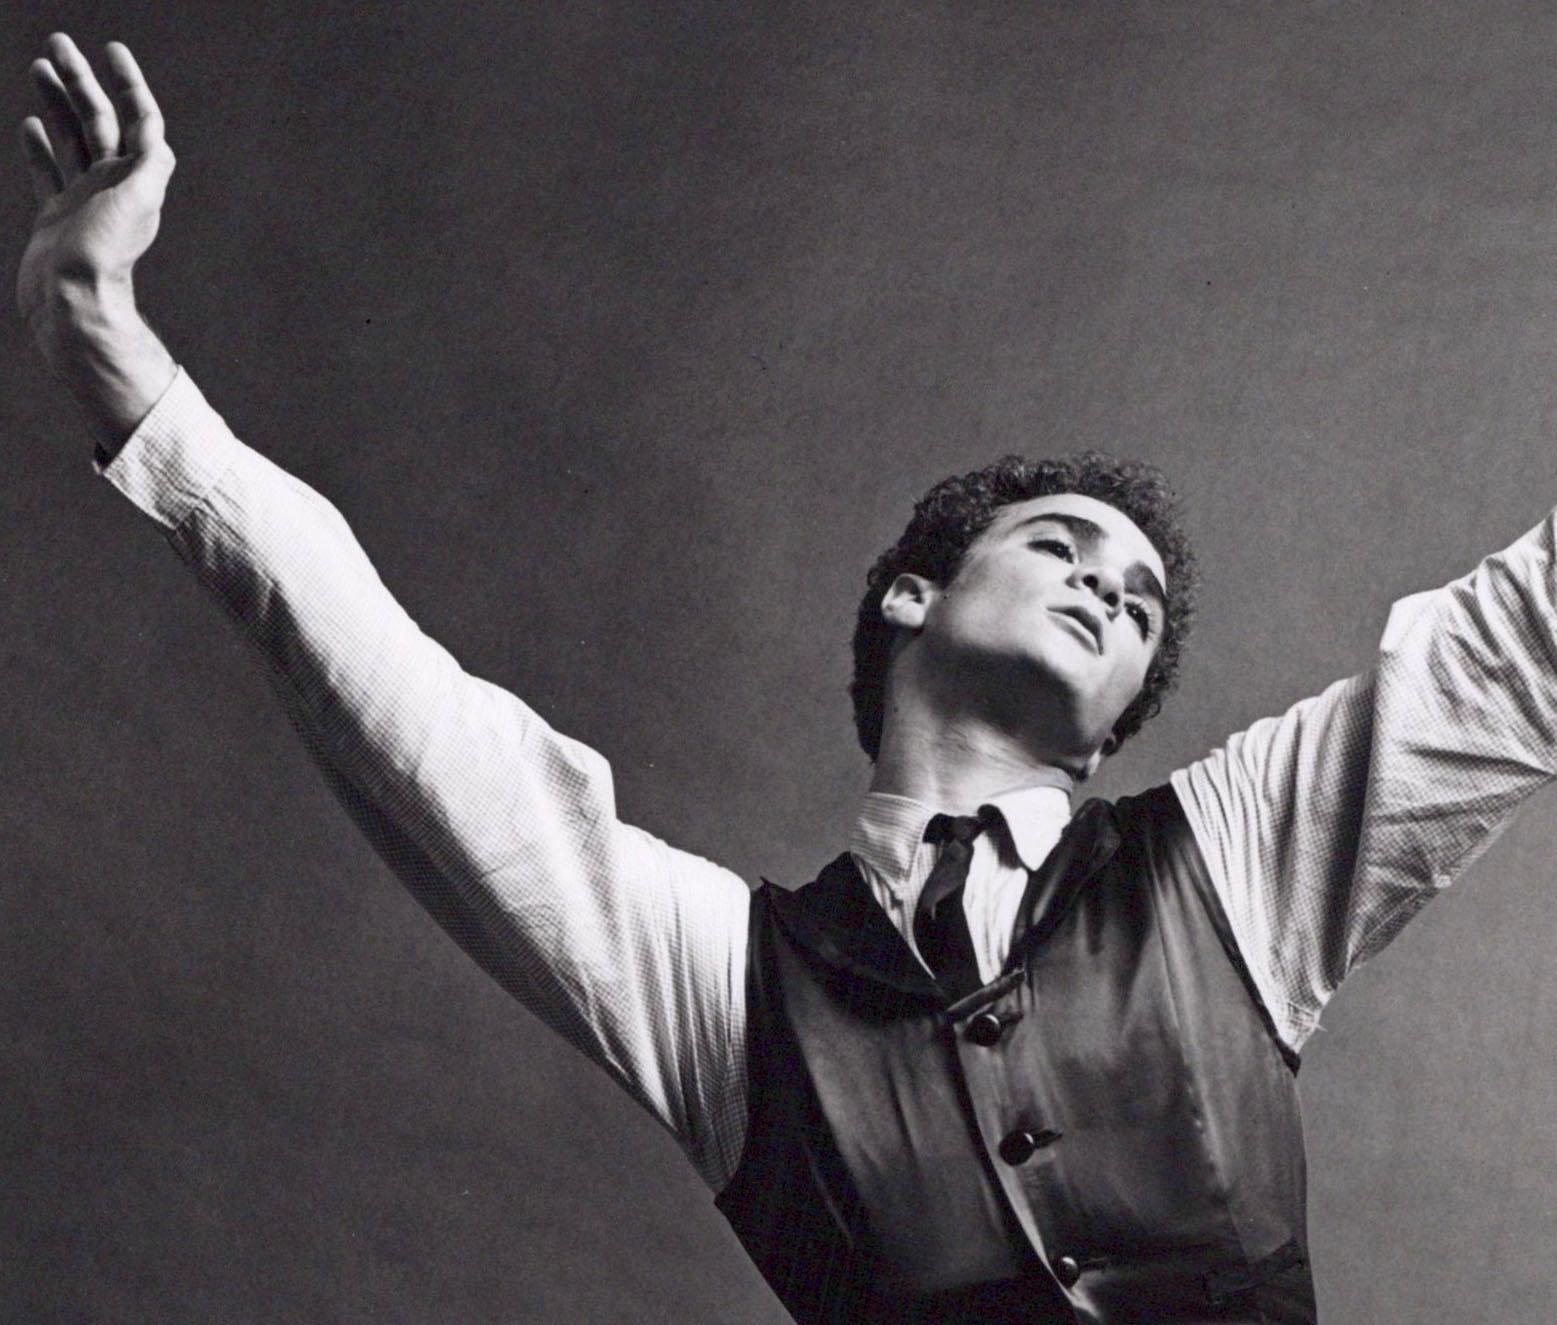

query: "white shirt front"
left=849, top=786, right=1074, bottom=984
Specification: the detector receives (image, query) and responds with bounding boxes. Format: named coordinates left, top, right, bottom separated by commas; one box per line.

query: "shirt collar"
left=988, top=781, right=1076, bottom=870
left=849, top=771, right=1075, bottom=888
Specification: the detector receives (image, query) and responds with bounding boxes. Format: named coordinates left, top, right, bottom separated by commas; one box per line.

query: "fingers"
left=19, top=117, right=63, bottom=203
left=103, top=42, right=165, bottom=154
left=45, top=33, right=121, bottom=161
left=23, top=35, right=166, bottom=189
left=29, top=57, right=91, bottom=181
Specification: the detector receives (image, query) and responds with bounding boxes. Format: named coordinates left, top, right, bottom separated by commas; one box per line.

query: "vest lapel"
left=769, top=800, right=1124, bottom=1001
left=1008, top=797, right=1122, bottom=964
left=766, top=854, right=941, bottom=1001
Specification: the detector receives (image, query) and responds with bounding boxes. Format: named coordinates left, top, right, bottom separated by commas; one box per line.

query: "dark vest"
left=715, top=785, right=1316, bottom=1324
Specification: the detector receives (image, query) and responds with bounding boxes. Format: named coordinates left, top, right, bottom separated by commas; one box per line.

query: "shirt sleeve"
left=1171, top=509, right=1557, bottom=1051
left=100, top=368, right=752, bottom=1190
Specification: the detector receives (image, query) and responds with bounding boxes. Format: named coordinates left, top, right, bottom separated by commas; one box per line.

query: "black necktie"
left=914, top=810, right=993, bottom=1001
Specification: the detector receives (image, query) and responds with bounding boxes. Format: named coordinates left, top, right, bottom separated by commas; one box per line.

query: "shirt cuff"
left=94, top=367, right=245, bottom=531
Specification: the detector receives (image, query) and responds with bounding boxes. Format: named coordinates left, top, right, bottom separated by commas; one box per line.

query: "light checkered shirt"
left=103, top=368, right=1557, bottom=1194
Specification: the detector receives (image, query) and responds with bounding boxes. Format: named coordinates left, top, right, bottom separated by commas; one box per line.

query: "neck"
left=868, top=691, right=1079, bottom=811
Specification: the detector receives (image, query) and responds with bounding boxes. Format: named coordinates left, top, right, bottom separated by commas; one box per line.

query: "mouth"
left=1050, top=605, right=1103, bottom=653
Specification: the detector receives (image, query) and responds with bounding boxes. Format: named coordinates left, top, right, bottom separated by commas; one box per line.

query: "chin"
left=934, top=640, right=1121, bottom=742
left=968, top=657, right=1091, bottom=746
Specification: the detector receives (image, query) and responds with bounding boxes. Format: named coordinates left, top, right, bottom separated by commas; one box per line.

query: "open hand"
left=16, top=34, right=173, bottom=345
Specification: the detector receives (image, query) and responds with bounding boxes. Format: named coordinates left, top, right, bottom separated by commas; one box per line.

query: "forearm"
left=33, top=281, right=175, bottom=459
left=122, top=373, right=562, bottom=887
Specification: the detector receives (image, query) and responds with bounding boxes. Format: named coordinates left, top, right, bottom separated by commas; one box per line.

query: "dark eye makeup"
left=1032, top=538, right=1155, bottom=641
left=1031, top=537, right=1076, bottom=561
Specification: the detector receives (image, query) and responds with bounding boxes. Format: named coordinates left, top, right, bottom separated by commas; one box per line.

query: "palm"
left=18, top=157, right=163, bottom=321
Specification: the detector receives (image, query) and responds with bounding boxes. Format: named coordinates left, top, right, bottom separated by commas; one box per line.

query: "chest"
left=725, top=791, right=1312, bottom=1321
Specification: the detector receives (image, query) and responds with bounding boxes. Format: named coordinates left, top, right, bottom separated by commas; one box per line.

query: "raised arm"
left=16, top=35, right=752, bottom=1190
left=1171, top=513, right=1557, bottom=1051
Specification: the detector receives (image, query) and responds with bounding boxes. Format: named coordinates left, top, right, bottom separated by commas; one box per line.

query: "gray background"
left=4, top=2, right=1557, bottom=1320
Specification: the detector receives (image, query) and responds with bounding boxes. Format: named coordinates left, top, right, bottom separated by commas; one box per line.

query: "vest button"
left=998, top=1129, right=1037, bottom=1165
left=1053, top=1255, right=1081, bottom=1288
left=967, top=1012, right=1004, bottom=1046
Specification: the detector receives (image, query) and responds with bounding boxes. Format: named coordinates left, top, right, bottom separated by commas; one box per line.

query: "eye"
left=1031, top=537, right=1076, bottom=562
left=1126, top=602, right=1154, bottom=640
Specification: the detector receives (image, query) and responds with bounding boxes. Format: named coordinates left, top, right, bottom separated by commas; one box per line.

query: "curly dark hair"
left=850, top=452, right=1198, bottom=762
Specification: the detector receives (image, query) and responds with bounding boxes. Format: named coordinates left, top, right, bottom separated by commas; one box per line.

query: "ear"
left=880, top=573, right=939, bottom=632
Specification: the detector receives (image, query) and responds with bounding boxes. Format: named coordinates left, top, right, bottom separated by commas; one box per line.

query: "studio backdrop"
left=4, top=3, right=1557, bottom=1320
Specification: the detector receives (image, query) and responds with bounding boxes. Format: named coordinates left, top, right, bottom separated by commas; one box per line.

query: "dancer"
left=20, top=34, right=1555, bottom=1324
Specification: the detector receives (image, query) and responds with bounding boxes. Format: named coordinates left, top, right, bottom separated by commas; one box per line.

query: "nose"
left=1069, top=562, right=1124, bottom=616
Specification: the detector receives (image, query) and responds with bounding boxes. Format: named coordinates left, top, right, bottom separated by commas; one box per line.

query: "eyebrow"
left=1015, top=511, right=1168, bottom=611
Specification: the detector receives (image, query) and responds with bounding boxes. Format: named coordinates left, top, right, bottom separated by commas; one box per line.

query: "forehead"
left=984, top=493, right=1167, bottom=586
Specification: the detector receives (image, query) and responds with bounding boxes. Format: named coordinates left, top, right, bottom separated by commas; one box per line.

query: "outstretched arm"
left=1172, top=516, right=1557, bottom=1051
left=16, top=35, right=752, bottom=1190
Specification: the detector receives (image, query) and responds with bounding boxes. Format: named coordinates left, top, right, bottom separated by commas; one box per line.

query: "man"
left=18, top=33, right=1557, bottom=1324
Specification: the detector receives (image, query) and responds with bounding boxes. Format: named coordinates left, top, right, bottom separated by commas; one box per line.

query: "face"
left=884, top=493, right=1169, bottom=767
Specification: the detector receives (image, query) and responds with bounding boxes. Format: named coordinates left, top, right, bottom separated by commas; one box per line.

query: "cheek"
left=946, top=574, right=1029, bottom=629
left=1108, top=644, right=1154, bottom=696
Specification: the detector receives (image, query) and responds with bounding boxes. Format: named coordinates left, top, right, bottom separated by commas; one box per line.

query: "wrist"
left=34, top=273, right=140, bottom=360
left=31, top=281, right=175, bottom=457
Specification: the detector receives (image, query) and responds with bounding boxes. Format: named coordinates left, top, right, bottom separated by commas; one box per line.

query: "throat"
left=869, top=711, right=1079, bottom=813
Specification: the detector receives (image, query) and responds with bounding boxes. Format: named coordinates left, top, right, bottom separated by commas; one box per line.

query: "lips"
left=1050, top=605, right=1104, bottom=653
